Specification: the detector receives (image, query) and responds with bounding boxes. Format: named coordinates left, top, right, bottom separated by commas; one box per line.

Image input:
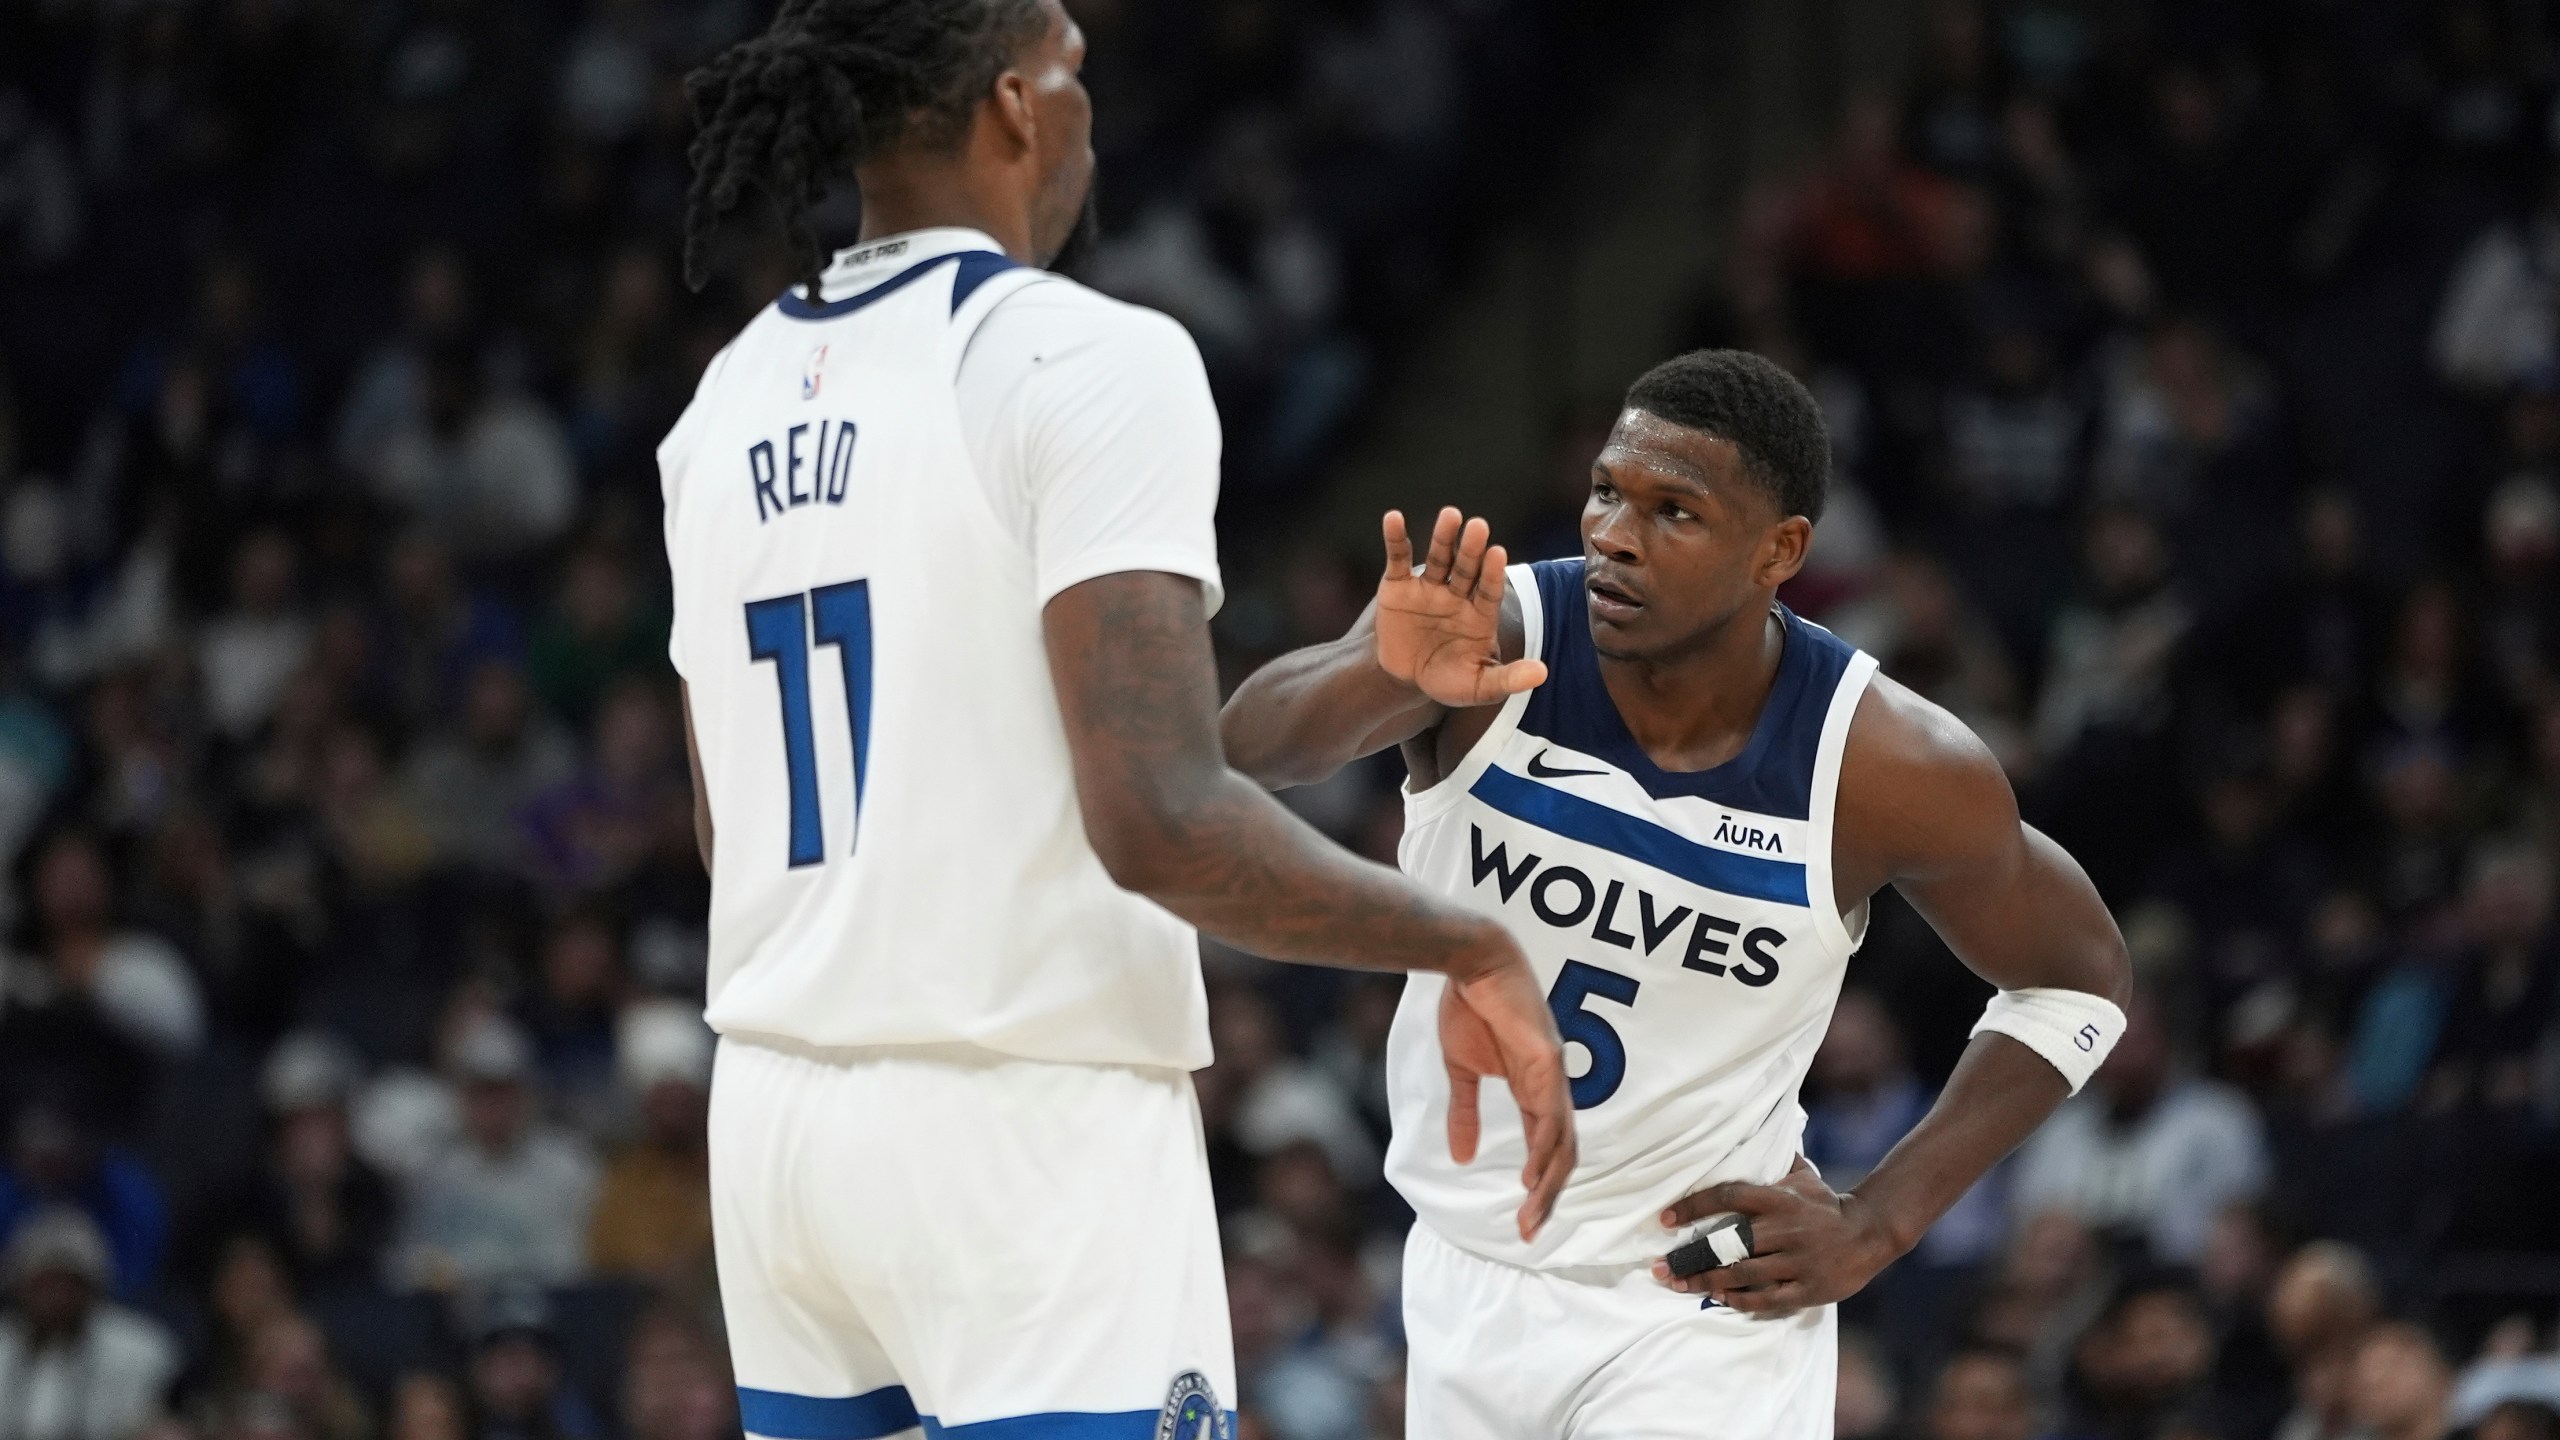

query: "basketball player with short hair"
left=660, top=2, right=1573, bottom=1436
left=1222, top=350, right=2135, bottom=1436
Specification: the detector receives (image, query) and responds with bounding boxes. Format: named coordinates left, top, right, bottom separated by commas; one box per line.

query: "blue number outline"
left=744, top=580, right=874, bottom=867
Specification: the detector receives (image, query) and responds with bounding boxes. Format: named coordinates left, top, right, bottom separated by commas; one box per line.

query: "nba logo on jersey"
left=1155, top=1372, right=1226, bottom=1440
left=801, top=344, right=828, bottom=400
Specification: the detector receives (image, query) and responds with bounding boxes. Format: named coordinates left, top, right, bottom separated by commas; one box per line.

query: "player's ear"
left=1756, top=515, right=1812, bottom=589
left=986, top=69, right=1039, bottom=157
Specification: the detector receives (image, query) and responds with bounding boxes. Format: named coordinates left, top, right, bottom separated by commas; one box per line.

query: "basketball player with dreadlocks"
left=1221, top=352, right=2134, bottom=1437
left=660, top=2, right=1572, bottom=1437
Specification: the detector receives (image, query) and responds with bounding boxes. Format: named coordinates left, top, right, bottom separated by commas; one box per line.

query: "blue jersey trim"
left=739, top=1386, right=921, bottom=1440
left=1521, top=558, right=1853, bottom=819
left=948, top=250, right=1026, bottom=312
left=774, top=250, right=1020, bottom=321
left=1469, top=765, right=1809, bottom=907
left=737, top=1390, right=1233, bottom=1440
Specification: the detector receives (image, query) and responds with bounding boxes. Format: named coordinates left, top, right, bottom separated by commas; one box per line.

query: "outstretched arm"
left=1046, top=568, right=1574, bottom=1238
left=1222, top=508, right=1544, bottom=789
left=1657, top=675, right=2131, bottom=1311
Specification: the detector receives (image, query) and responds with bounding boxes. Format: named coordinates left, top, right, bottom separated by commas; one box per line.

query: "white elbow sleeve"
left=1971, top=987, right=2127, bottom=1095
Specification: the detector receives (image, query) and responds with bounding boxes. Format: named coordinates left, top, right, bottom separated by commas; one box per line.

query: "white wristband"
left=1971, top=987, right=2127, bottom=1095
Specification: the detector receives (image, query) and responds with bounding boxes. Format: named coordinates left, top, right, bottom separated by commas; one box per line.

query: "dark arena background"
left=6, top=1, right=2560, bottom=1437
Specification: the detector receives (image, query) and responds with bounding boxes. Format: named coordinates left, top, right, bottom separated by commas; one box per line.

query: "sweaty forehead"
left=1597, top=408, right=1746, bottom=495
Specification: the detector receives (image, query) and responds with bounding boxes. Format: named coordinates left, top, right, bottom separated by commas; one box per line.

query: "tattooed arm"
left=1045, top=569, right=1575, bottom=1237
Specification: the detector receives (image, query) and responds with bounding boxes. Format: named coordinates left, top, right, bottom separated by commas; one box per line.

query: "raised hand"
left=1377, top=508, right=1548, bottom=709
left=1437, top=935, right=1576, bottom=1240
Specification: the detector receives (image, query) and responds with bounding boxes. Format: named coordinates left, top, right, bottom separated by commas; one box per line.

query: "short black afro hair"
left=1623, top=349, right=1830, bottom=524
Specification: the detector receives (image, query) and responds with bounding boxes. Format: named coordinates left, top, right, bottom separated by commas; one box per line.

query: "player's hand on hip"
left=1436, top=934, right=1575, bottom=1241
left=1650, top=1156, right=1901, bottom=1316
left=1377, top=508, right=1548, bottom=710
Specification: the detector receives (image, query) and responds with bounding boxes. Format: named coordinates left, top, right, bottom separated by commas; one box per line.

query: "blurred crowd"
left=12, top=1, right=2560, bottom=1440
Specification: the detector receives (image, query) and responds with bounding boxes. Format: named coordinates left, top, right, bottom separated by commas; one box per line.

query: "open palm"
left=1377, top=508, right=1548, bottom=709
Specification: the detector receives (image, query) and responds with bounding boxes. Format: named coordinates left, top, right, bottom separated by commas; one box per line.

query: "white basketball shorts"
left=710, top=1036, right=1236, bottom=1440
left=1402, top=1220, right=1835, bottom=1440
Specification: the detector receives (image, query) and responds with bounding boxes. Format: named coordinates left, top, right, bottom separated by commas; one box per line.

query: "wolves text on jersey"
left=749, top=419, right=859, bottom=523
left=1468, top=823, right=1786, bottom=986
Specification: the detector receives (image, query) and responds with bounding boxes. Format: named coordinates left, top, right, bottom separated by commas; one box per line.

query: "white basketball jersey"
left=661, top=234, right=1214, bottom=1070
left=1387, top=559, right=1880, bottom=1268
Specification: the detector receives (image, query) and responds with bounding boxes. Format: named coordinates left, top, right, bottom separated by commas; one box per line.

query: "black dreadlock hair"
left=680, top=0, right=1049, bottom=297
left=1623, top=349, right=1831, bottom=524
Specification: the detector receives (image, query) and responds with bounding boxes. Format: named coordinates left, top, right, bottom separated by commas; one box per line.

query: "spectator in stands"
left=392, top=1016, right=599, bottom=1291
left=1227, top=1244, right=1300, bottom=1428
left=462, top=1283, right=605, bottom=1440
left=2357, top=738, right=2471, bottom=927
left=1936, top=316, right=2088, bottom=641
left=2014, top=994, right=2269, bottom=1263
left=8, top=826, right=204, bottom=1074
left=1206, top=982, right=1377, bottom=1192
left=315, top=719, right=441, bottom=893
left=198, top=529, right=314, bottom=744
left=1966, top=1209, right=2112, bottom=1401
left=1245, top=1224, right=1390, bottom=1440
left=337, top=246, right=482, bottom=476
left=1737, top=92, right=1969, bottom=382
left=2033, top=507, right=2191, bottom=762
left=517, top=911, right=627, bottom=1131
left=388, top=1374, right=470, bottom=1440
left=190, top=1030, right=396, bottom=1297
left=2146, top=753, right=2330, bottom=1018
left=1246, top=1141, right=1356, bottom=1253
left=527, top=548, right=667, bottom=732
left=2432, top=168, right=2560, bottom=394
left=2479, top=1402, right=2560, bottom=1440
left=1839, top=1328, right=1903, bottom=1440
left=1847, top=553, right=2031, bottom=773
left=2479, top=473, right=2560, bottom=713
left=2349, top=1324, right=2455, bottom=1440
left=587, top=1000, right=712, bottom=1292
left=517, top=678, right=688, bottom=896
left=237, top=1311, right=375, bottom=1440
left=0, top=1104, right=168, bottom=1301
left=2450, top=1319, right=2560, bottom=1430
left=563, top=246, right=688, bottom=487
left=372, top=534, right=525, bottom=736
left=619, top=1304, right=736, bottom=1440
left=1308, top=974, right=1399, bottom=1148
left=360, top=344, right=577, bottom=566
left=190, top=1232, right=300, bottom=1409
left=0, top=89, right=81, bottom=269
left=1929, top=1346, right=2040, bottom=1440
left=2266, top=1242, right=2383, bottom=1440
left=2062, top=1277, right=2220, bottom=1440
left=0, top=1208, right=181, bottom=1439
left=2429, top=843, right=2559, bottom=1118
left=400, top=658, right=576, bottom=875
left=2240, top=493, right=2389, bottom=706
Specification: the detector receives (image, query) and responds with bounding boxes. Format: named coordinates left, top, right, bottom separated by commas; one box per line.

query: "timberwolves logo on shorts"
left=1155, top=1371, right=1226, bottom=1440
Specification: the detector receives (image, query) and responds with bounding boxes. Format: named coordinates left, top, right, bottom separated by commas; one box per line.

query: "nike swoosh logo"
left=1525, top=750, right=1608, bottom=780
